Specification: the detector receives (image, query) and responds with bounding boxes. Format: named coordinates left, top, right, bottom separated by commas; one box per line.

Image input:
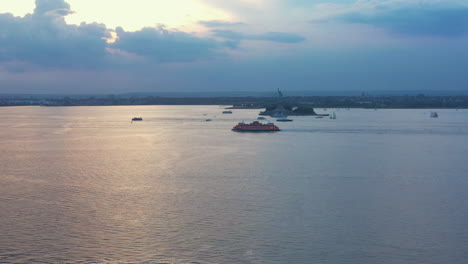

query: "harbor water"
left=1, top=106, right=468, bottom=263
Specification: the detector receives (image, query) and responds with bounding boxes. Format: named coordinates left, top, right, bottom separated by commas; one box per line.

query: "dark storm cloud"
left=211, top=29, right=306, bottom=43
left=321, top=1, right=468, bottom=37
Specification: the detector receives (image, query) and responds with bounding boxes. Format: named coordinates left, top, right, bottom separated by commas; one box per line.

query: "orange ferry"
left=232, top=121, right=280, bottom=132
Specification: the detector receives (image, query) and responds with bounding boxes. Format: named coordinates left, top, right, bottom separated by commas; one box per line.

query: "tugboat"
left=232, top=121, right=280, bottom=132
left=132, top=117, right=143, bottom=121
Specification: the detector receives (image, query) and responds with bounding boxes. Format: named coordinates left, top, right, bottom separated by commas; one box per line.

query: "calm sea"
left=1, top=106, right=468, bottom=264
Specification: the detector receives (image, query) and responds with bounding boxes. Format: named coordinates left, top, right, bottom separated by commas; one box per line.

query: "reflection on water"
left=1, top=106, right=468, bottom=263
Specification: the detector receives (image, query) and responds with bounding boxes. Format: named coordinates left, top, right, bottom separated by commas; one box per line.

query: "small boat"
left=232, top=121, right=280, bottom=132
left=205, top=119, right=212, bottom=122
left=276, top=118, right=293, bottom=122
left=271, top=112, right=287, bottom=118
left=430, top=112, right=438, bottom=118
left=222, top=110, right=233, bottom=114
left=257, top=116, right=266, bottom=120
left=315, top=116, right=324, bottom=119
left=132, top=117, right=143, bottom=121
left=329, top=112, right=336, bottom=119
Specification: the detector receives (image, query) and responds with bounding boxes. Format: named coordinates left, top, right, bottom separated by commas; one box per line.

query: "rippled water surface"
left=1, top=106, right=468, bottom=263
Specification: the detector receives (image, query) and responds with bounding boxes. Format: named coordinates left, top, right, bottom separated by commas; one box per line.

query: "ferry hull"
left=232, top=129, right=280, bottom=132
left=232, top=121, right=280, bottom=132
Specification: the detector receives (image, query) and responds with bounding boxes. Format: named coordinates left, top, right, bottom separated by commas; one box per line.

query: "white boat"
left=329, top=112, right=336, bottom=119
left=271, top=112, right=287, bottom=118
left=430, top=112, right=438, bottom=118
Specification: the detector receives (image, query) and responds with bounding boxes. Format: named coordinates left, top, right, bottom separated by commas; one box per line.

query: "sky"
left=1, top=0, right=468, bottom=94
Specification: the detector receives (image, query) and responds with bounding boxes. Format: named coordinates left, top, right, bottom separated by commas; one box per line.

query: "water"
left=1, top=106, right=468, bottom=264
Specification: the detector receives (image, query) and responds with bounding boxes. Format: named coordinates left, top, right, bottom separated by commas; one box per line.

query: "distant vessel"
left=222, top=110, right=233, bottom=114
left=430, top=112, right=439, bottom=118
left=232, top=121, right=280, bottom=132
left=132, top=117, right=143, bottom=121
left=205, top=119, right=212, bottom=122
left=271, top=112, right=287, bottom=118
left=329, top=112, right=336, bottom=119
left=257, top=116, right=266, bottom=120
left=276, top=118, right=293, bottom=122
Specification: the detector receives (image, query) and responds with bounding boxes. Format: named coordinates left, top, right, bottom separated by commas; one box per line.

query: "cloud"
left=199, top=20, right=246, bottom=28
left=314, top=0, right=468, bottom=37
left=212, top=29, right=306, bottom=43
left=0, top=0, right=310, bottom=74
left=0, top=0, right=240, bottom=72
left=257, top=32, right=307, bottom=43
left=112, top=26, right=236, bottom=63
left=0, top=0, right=111, bottom=70
left=34, top=0, right=72, bottom=16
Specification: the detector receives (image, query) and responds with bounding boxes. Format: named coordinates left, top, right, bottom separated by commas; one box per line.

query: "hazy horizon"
left=2, top=89, right=468, bottom=98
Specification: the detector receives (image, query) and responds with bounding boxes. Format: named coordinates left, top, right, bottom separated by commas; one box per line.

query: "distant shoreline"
left=1, top=95, right=468, bottom=109
left=1, top=105, right=466, bottom=110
